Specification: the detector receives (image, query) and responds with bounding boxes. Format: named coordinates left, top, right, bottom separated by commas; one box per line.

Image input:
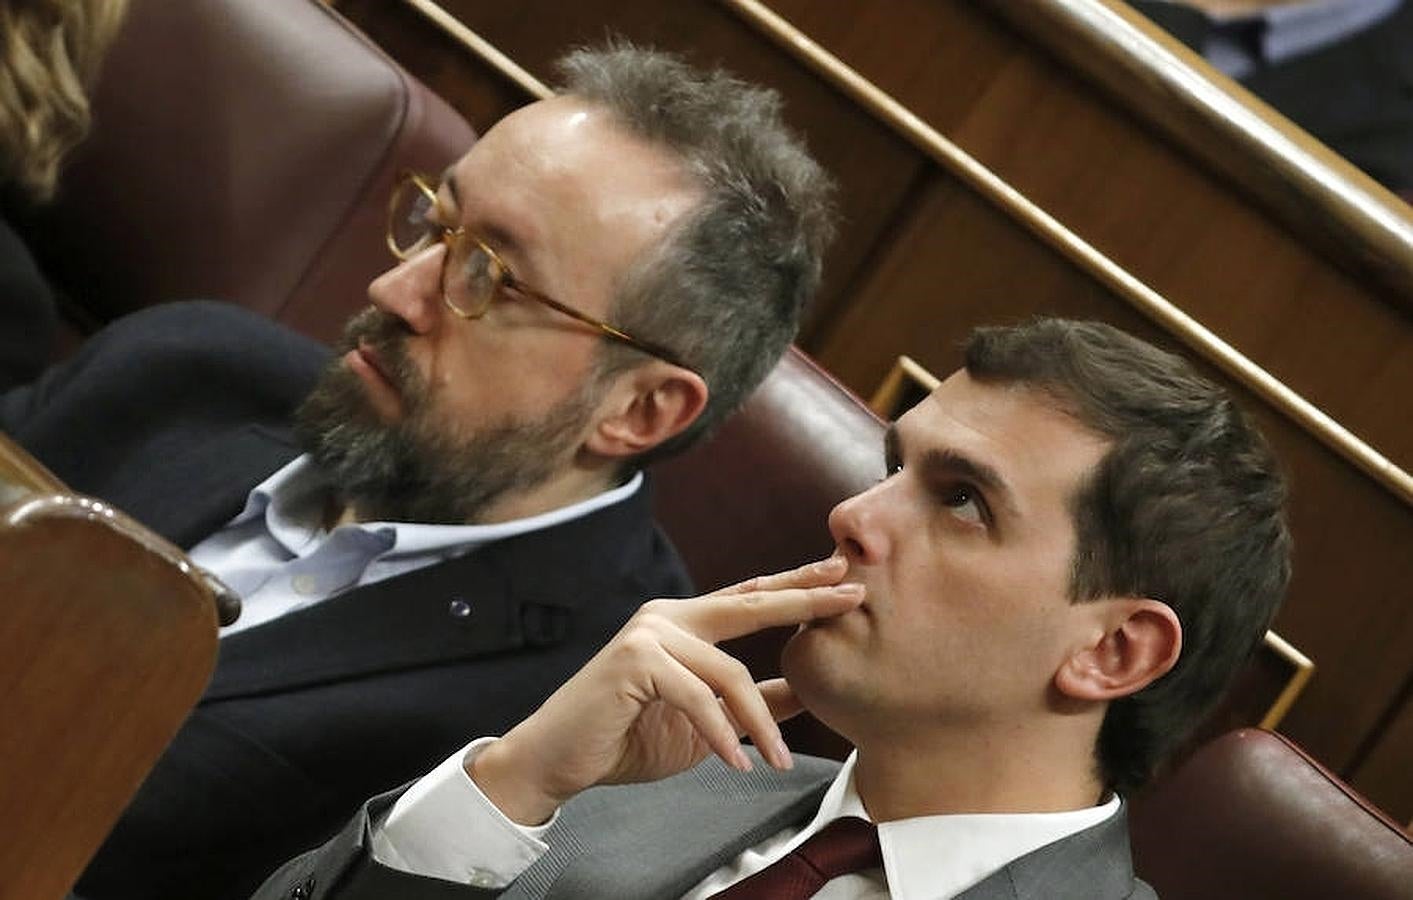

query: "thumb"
left=758, top=678, right=805, bottom=724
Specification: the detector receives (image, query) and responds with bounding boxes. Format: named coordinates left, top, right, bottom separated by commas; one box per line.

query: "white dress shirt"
left=373, top=741, right=1120, bottom=899
left=187, top=455, right=643, bottom=635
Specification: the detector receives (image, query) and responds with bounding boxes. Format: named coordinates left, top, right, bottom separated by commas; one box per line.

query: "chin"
left=780, top=627, right=838, bottom=702
left=780, top=636, right=865, bottom=745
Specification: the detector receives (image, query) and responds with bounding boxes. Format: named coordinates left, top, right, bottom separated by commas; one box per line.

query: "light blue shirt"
left=187, top=455, right=643, bottom=636
left=1155, top=0, right=1403, bottom=78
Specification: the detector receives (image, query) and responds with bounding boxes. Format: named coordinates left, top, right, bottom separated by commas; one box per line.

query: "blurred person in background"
left=1130, top=0, right=1412, bottom=199
left=0, top=0, right=128, bottom=387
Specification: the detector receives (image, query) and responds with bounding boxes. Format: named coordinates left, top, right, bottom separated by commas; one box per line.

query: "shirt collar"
left=1152, top=0, right=1403, bottom=64
left=801, top=751, right=1122, bottom=900
left=1259, top=0, right=1402, bottom=63
left=237, top=454, right=644, bottom=561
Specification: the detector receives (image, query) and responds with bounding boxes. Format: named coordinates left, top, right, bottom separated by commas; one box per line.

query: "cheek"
left=885, top=546, right=1058, bottom=654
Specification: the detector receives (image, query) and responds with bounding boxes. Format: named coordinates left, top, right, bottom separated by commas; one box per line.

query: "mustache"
left=339, top=308, right=420, bottom=398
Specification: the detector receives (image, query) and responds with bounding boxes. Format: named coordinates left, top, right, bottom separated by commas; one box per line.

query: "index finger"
left=708, top=556, right=846, bottom=599
left=680, top=582, right=865, bottom=644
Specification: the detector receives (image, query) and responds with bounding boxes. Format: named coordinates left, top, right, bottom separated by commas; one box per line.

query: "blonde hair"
left=0, top=0, right=128, bottom=202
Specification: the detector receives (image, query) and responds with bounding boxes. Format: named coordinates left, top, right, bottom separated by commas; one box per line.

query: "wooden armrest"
left=0, top=437, right=224, bottom=899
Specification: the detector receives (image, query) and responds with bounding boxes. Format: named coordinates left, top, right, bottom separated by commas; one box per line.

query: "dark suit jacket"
left=1130, top=0, right=1413, bottom=195
left=253, top=750, right=1156, bottom=900
left=1, top=302, right=694, bottom=900
left=0, top=212, right=58, bottom=389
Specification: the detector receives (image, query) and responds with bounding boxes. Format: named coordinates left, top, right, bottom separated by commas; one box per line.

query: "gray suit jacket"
left=254, top=750, right=1156, bottom=900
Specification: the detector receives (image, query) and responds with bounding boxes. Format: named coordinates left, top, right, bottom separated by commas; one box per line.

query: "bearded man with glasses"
left=1, top=44, right=835, bottom=900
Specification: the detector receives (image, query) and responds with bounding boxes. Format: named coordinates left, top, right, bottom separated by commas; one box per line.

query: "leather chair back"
left=653, top=346, right=885, bottom=591
left=15, top=0, right=475, bottom=345
left=1130, top=728, right=1413, bottom=899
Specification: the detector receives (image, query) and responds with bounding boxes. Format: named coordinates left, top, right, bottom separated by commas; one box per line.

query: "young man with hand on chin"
left=255, top=318, right=1290, bottom=900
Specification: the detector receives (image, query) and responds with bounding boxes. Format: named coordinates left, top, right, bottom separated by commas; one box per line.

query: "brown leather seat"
left=15, top=0, right=475, bottom=345
left=1130, top=728, right=1413, bottom=899
left=653, top=346, right=885, bottom=593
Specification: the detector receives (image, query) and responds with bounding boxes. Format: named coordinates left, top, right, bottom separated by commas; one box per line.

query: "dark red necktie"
left=710, top=815, right=882, bottom=899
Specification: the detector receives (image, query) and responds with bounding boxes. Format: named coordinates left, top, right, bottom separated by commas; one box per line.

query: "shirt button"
left=289, top=874, right=316, bottom=899
left=448, top=597, right=472, bottom=620
left=467, top=868, right=497, bottom=888
left=292, top=574, right=319, bottom=595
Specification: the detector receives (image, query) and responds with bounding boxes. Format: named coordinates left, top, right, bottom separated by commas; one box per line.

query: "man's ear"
left=583, top=363, right=709, bottom=460
left=1055, top=599, right=1182, bottom=702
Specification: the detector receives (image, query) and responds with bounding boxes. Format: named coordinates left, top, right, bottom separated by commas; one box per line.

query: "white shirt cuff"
left=370, top=737, right=556, bottom=888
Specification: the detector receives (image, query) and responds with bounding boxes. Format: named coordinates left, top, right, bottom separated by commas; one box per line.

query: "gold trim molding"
left=1259, top=631, right=1314, bottom=731
left=399, top=0, right=552, bottom=100
left=719, top=0, right=1413, bottom=508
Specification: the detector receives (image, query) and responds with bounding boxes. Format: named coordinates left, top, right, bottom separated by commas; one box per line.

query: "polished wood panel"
left=1351, top=689, right=1413, bottom=830
left=768, top=0, right=1413, bottom=471
left=333, top=0, right=1413, bottom=821
left=0, top=436, right=220, bottom=900
left=731, top=0, right=1409, bottom=507
left=985, top=0, right=1413, bottom=308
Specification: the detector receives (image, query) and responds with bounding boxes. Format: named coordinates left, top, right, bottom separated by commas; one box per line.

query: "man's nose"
left=366, top=246, right=443, bottom=335
left=827, top=480, right=892, bottom=565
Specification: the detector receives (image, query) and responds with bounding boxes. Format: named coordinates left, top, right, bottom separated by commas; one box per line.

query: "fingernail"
left=817, top=556, right=845, bottom=571
left=733, top=747, right=754, bottom=772
left=774, top=738, right=794, bottom=770
left=833, top=583, right=865, bottom=597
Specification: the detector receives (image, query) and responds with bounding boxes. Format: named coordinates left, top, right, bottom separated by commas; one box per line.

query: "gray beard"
left=292, top=309, right=602, bottom=525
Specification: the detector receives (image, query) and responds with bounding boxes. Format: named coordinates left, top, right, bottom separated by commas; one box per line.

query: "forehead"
left=898, top=371, right=1110, bottom=520
left=445, top=96, right=698, bottom=235
left=441, top=96, right=700, bottom=306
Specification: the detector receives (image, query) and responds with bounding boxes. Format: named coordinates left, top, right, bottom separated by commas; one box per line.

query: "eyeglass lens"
left=389, top=182, right=436, bottom=256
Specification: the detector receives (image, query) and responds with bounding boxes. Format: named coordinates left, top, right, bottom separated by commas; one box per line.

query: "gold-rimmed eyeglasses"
left=385, top=171, right=692, bottom=371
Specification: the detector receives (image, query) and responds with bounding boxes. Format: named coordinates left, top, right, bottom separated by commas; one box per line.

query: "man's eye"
left=409, top=195, right=438, bottom=227
left=463, top=246, right=499, bottom=293
left=940, top=484, right=985, bottom=525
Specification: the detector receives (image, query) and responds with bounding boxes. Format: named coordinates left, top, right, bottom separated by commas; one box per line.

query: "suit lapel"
left=957, top=808, right=1143, bottom=900
left=205, top=482, right=665, bottom=701
left=205, top=549, right=517, bottom=701
left=153, top=423, right=300, bottom=548
left=502, top=751, right=838, bottom=900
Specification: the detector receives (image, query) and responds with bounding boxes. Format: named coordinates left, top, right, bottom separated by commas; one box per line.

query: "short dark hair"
left=556, top=43, right=836, bottom=465
left=965, top=318, right=1291, bottom=794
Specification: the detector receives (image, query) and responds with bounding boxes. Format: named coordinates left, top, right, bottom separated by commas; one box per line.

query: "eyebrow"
left=435, top=166, right=538, bottom=279
left=885, top=423, right=1021, bottom=521
left=439, top=164, right=461, bottom=211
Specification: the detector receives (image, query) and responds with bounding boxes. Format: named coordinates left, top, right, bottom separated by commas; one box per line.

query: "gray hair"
left=556, top=42, right=837, bottom=465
